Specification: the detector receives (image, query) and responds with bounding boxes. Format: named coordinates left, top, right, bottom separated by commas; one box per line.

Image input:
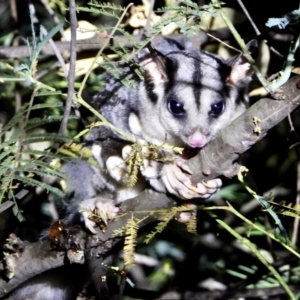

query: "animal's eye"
left=168, top=100, right=185, bottom=116
left=210, top=101, right=224, bottom=117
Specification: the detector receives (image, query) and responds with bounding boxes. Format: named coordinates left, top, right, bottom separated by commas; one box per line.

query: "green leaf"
left=1, top=104, right=28, bottom=133
left=12, top=204, right=25, bottom=222
left=14, top=175, right=65, bottom=198
left=21, top=149, right=73, bottom=161
left=17, top=159, right=66, bottom=178
left=0, top=156, right=15, bottom=177
left=258, top=196, right=290, bottom=244
left=0, top=149, right=16, bottom=163
left=23, top=133, right=73, bottom=144
left=16, top=167, right=64, bottom=179
left=36, top=23, right=64, bottom=54
left=0, top=128, right=21, bottom=147
left=0, top=176, right=13, bottom=203
left=30, top=103, right=64, bottom=110
left=34, top=91, right=64, bottom=97
left=266, top=10, right=300, bottom=29
left=26, top=116, right=64, bottom=130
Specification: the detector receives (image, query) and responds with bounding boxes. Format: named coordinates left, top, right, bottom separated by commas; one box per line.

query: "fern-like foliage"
left=186, top=213, right=197, bottom=235
left=0, top=103, right=73, bottom=221
left=111, top=205, right=198, bottom=267
left=123, top=141, right=183, bottom=188
left=157, top=0, right=220, bottom=36
left=57, top=142, right=99, bottom=167
left=123, top=214, right=139, bottom=268
left=7, top=24, right=63, bottom=87
left=144, top=210, right=177, bottom=244
left=257, top=196, right=290, bottom=244
left=76, top=1, right=125, bottom=19
left=144, top=206, right=198, bottom=243
left=76, top=0, right=221, bottom=94
left=238, top=169, right=290, bottom=244
left=269, top=200, right=300, bottom=218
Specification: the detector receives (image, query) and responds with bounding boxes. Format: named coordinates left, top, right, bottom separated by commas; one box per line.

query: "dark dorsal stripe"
left=192, top=53, right=202, bottom=109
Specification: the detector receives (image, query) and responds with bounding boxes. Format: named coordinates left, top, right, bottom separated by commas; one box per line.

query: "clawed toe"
left=80, top=198, right=119, bottom=234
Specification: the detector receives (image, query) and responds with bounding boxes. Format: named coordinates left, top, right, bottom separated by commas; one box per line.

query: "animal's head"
left=135, top=37, right=258, bottom=149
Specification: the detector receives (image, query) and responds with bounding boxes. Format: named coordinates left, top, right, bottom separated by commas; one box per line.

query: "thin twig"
left=211, top=0, right=271, bottom=92
left=236, top=0, right=283, bottom=58
left=75, top=3, right=136, bottom=143
left=236, top=0, right=259, bottom=35
left=42, top=28, right=69, bottom=79
left=144, top=0, right=155, bottom=36
left=204, top=30, right=241, bottom=53
left=28, top=3, right=68, bottom=78
left=10, top=0, right=22, bottom=112
left=78, top=3, right=133, bottom=98
left=292, top=162, right=300, bottom=246
left=58, top=0, right=77, bottom=135
left=9, top=86, right=40, bottom=213
left=39, top=0, right=66, bottom=39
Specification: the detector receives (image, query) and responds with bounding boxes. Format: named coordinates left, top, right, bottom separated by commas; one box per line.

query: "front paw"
left=105, top=145, right=134, bottom=185
left=175, top=204, right=197, bottom=223
left=160, top=159, right=222, bottom=200
left=195, top=178, right=222, bottom=200
left=80, top=198, right=119, bottom=234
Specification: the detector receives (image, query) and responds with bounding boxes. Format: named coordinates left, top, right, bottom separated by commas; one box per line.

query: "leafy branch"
left=206, top=208, right=295, bottom=300
left=265, top=7, right=300, bottom=90
left=204, top=203, right=300, bottom=260
left=0, top=21, right=63, bottom=91
left=74, top=3, right=136, bottom=145
left=211, top=0, right=300, bottom=93
left=0, top=100, right=70, bottom=220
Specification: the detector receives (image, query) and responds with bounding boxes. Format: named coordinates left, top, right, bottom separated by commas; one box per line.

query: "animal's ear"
left=226, top=40, right=258, bottom=85
left=138, top=44, right=169, bottom=84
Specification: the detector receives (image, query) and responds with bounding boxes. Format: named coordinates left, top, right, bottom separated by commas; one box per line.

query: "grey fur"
left=64, top=36, right=257, bottom=226
left=92, top=37, right=256, bottom=148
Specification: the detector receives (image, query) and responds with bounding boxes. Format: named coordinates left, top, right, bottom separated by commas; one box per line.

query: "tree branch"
left=58, top=0, right=77, bottom=135
left=1, top=76, right=300, bottom=298
left=188, top=75, right=300, bottom=183
left=0, top=30, right=238, bottom=59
